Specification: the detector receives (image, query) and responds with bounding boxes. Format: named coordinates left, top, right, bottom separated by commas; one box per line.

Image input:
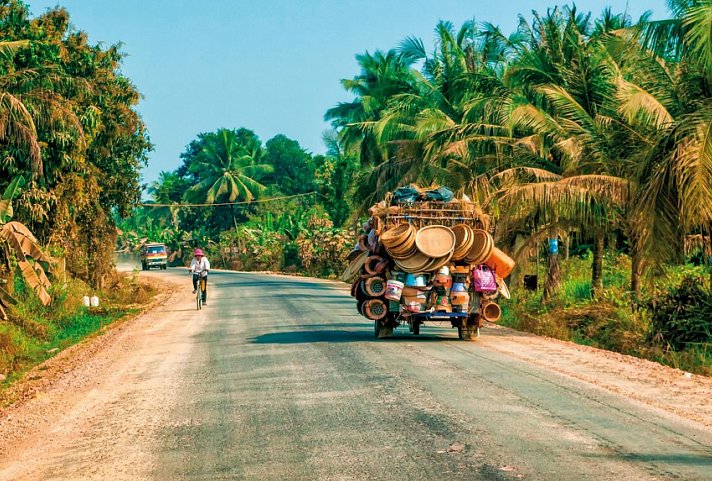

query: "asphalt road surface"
left=1, top=270, right=710, bottom=480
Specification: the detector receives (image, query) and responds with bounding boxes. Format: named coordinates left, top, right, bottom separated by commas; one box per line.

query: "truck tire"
left=412, top=322, right=420, bottom=335
left=141, top=262, right=147, bottom=271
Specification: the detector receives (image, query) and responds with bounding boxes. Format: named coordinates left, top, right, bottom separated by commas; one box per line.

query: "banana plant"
left=0, top=176, right=55, bottom=317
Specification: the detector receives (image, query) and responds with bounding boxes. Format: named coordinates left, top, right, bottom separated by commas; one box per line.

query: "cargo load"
left=342, top=185, right=515, bottom=339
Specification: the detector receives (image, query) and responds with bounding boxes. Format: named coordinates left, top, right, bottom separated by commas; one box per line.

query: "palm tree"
left=185, top=129, right=273, bottom=228
left=147, top=171, right=189, bottom=228
left=635, top=0, right=712, bottom=75
left=613, top=40, right=712, bottom=292
left=325, top=49, right=417, bottom=167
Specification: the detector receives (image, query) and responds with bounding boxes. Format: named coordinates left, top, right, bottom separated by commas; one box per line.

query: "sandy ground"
left=0, top=269, right=710, bottom=480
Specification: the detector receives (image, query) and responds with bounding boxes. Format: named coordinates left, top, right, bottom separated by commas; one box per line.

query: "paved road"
left=1, top=270, right=711, bottom=480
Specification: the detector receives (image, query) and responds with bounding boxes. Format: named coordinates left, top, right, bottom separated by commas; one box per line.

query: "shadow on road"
left=615, top=453, right=712, bottom=466
left=250, top=329, right=370, bottom=344
left=250, top=324, right=460, bottom=344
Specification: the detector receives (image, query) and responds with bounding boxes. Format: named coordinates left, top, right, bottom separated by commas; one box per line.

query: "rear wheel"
left=412, top=321, right=420, bottom=335
left=458, top=325, right=478, bottom=341
left=374, top=320, right=393, bottom=338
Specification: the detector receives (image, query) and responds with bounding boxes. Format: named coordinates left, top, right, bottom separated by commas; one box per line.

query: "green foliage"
left=264, top=134, right=316, bottom=195
left=647, top=274, right=712, bottom=351
left=0, top=1, right=151, bottom=287
left=502, top=252, right=711, bottom=374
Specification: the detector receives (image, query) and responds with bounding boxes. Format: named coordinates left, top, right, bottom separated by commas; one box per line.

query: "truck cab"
left=141, top=243, right=168, bottom=271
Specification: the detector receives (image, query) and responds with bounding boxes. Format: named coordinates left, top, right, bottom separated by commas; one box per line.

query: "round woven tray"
left=341, top=251, right=368, bottom=282
left=465, top=229, right=493, bottom=264
left=394, top=251, right=431, bottom=273
left=387, top=241, right=418, bottom=259
left=422, top=250, right=453, bottom=273
left=415, top=225, right=456, bottom=258
left=451, top=224, right=474, bottom=261
left=380, top=223, right=414, bottom=247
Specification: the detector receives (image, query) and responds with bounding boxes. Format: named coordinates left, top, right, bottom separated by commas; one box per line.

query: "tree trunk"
left=542, top=227, right=560, bottom=304
left=591, top=231, right=604, bottom=299
left=564, top=235, right=570, bottom=260
left=631, top=246, right=643, bottom=303
left=542, top=252, right=560, bottom=303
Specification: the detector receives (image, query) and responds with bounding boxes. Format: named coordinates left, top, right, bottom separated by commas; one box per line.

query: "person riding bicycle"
left=190, top=248, right=210, bottom=305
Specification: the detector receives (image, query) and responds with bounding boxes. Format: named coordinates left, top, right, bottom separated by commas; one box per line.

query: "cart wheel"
left=458, top=325, right=477, bottom=341
left=374, top=320, right=380, bottom=338
left=412, top=322, right=420, bottom=335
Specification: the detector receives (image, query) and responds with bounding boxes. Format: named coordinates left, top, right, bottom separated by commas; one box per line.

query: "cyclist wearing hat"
left=190, top=248, right=211, bottom=305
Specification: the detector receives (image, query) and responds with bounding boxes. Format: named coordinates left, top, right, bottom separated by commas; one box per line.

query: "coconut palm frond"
left=538, top=84, right=596, bottom=133
left=683, top=1, right=712, bottom=75
left=492, top=167, right=563, bottom=185
left=615, top=77, right=674, bottom=129
left=559, top=174, right=631, bottom=207
left=674, top=116, right=712, bottom=229
left=508, top=103, right=565, bottom=139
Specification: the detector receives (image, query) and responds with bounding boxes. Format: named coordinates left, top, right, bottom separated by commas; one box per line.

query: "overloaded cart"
left=342, top=185, right=515, bottom=340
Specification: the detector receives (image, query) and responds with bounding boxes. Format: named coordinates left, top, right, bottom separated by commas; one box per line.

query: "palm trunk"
left=565, top=235, right=570, bottom=260
left=631, top=246, right=643, bottom=302
left=591, top=231, right=604, bottom=299
left=542, top=226, right=560, bottom=304
left=542, top=252, right=560, bottom=303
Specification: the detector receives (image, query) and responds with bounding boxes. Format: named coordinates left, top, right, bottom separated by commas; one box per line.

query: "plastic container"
left=404, top=273, right=427, bottom=287
left=433, top=266, right=452, bottom=288
left=82, top=296, right=90, bottom=307
left=90, top=296, right=99, bottom=307
left=484, top=247, right=516, bottom=278
left=404, top=302, right=424, bottom=313
left=450, top=283, right=469, bottom=305
left=390, top=271, right=406, bottom=283
left=384, top=280, right=404, bottom=301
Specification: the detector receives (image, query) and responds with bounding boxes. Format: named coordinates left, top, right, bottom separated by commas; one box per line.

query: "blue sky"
left=28, top=0, right=669, bottom=186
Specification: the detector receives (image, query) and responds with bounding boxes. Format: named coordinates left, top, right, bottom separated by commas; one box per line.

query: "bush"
left=647, top=274, right=712, bottom=351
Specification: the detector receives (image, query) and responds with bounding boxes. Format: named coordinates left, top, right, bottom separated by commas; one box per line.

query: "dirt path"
left=0, top=270, right=710, bottom=480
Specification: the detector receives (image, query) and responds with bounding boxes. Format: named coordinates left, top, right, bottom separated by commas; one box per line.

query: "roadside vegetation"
left=0, top=1, right=153, bottom=386
left=0, top=271, right=156, bottom=392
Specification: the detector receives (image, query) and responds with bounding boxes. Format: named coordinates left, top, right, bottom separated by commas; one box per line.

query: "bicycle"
left=196, top=276, right=206, bottom=310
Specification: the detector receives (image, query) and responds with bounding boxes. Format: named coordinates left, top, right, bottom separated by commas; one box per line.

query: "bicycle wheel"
left=200, top=278, right=206, bottom=304
left=196, top=283, right=202, bottom=310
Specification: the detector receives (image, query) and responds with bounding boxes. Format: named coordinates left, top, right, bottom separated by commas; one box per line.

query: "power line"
left=139, top=191, right=319, bottom=208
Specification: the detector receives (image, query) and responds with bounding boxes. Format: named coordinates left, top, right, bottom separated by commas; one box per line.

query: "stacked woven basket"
left=342, top=185, right=515, bottom=330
